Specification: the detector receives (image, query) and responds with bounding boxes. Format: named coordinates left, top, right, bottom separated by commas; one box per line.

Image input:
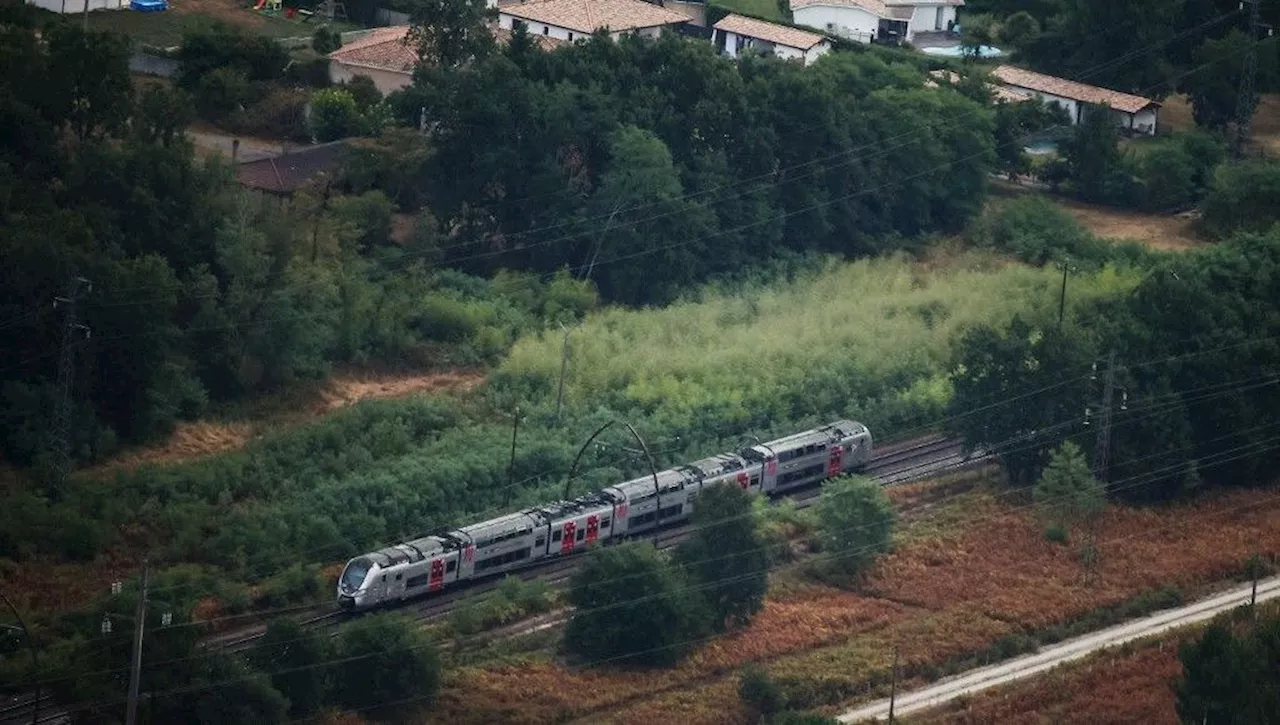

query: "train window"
left=381, top=575, right=386, bottom=582
left=535, top=537, right=545, bottom=548
left=601, top=517, right=611, bottom=528
left=750, top=476, right=760, bottom=486
left=395, top=573, right=403, bottom=581
left=406, top=574, right=429, bottom=588
left=552, top=530, right=562, bottom=542
left=576, top=528, right=585, bottom=541
left=446, top=561, right=456, bottom=573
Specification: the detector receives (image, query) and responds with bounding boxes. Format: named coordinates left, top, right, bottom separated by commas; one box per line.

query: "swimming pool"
left=922, top=45, right=1005, bottom=58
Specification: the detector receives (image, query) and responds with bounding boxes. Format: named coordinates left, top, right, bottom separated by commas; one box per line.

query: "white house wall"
left=906, top=4, right=956, bottom=35
left=330, top=62, right=412, bottom=95
left=804, top=41, right=832, bottom=64
left=792, top=5, right=877, bottom=44
left=1003, top=84, right=1158, bottom=136
left=27, top=0, right=125, bottom=13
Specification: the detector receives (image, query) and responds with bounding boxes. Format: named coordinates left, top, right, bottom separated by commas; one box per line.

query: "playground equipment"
left=299, top=0, right=346, bottom=22
left=252, top=0, right=282, bottom=14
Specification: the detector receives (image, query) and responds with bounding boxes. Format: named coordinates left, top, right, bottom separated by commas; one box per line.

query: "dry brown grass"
left=1053, top=196, right=1204, bottom=251
left=924, top=640, right=1184, bottom=725
left=424, top=484, right=1280, bottom=725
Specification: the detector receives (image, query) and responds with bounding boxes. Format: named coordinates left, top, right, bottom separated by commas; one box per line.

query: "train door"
left=387, top=570, right=406, bottom=600
left=828, top=445, right=843, bottom=477
left=736, top=472, right=750, bottom=491
left=586, top=515, right=600, bottom=545
left=613, top=501, right=630, bottom=536
left=561, top=521, right=577, bottom=555
left=759, top=456, right=778, bottom=493
left=428, top=559, right=445, bottom=592
left=458, top=543, right=477, bottom=580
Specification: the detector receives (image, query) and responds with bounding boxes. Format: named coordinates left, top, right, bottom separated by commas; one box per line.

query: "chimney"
left=232, top=139, right=240, bottom=163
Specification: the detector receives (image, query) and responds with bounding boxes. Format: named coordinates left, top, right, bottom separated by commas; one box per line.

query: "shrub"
left=193, top=67, right=251, bottom=121
left=1044, top=523, right=1069, bottom=544
left=312, top=26, right=343, bottom=55
left=310, top=87, right=363, bottom=142
left=1201, top=160, right=1280, bottom=238
left=179, top=23, right=289, bottom=89
left=815, top=475, right=896, bottom=579
left=285, top=57, right=333, bottom=89
left=344, top=75, right=383, bottom=111
left=739, top=665, right=786, bottom=721
left=225, top=87, right=310, bottom=142
left=333, top=614, right=441, bottom=715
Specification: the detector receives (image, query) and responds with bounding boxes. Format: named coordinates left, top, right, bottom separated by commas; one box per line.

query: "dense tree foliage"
left=1200, top=159, right=1280, bottom=237
left=333, top=613, right=441, bottom=715
left=392, top=34, right=995, bottom=305
left=249, top=618, right=334, bottom=717
left=564, top=543, right=710, bottom=667
left=813, top=475, right=896, bottom=577
left=674, top=484, right=770, bottom=631
left=1174, top=612, right=1280, bottom=723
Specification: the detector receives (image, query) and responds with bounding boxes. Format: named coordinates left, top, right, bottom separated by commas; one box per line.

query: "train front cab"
left=337, top=555, right=384, bottom=610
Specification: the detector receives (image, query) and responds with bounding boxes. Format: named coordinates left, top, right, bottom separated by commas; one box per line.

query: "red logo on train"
left=429, top=559, right=445, bottom=591
left=561, top=521, right=576, bottom=555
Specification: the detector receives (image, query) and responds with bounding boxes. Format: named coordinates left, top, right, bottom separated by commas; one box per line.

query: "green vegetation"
left=1174, top=610, right=1280, bottom=723
left=1033, top=441, right=1105, bottom=540
left=563, top=543, right=711, bottom=667
left=674, top=485, right=770, bottom=631
left=333, top=613, right=442, bottom=716
left=812, top=475, right=896, bottom=578
left=1201, top=160, right=1280, bottom=238
left=449, top=575, right=558, bottom=637
left=709, top=0, right=787, bottom=22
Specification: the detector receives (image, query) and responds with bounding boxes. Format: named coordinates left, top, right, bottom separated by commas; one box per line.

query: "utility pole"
left=887, top=645, right=899, bottom=725
left=554, top=324, right=572, bottom=425
left=504, top=407, right=521, bottom=507
left=1092, top=350, right=1117, bottom=488
left=1056, top=258, right=1071, bottom=329
left=82, top=0, right=90, bottom=31
left=1235, top=0, right=1274, bottom=156
left=125, top=560, right=150, bottom=725
left=51, top=276, right=91, bottom=499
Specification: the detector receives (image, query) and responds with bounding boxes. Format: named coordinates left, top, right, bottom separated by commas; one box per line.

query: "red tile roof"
left=236, top=141, right=346, bottom=195
left=992, top=65, right=1159, bottom=114
left=327, top=25, right=564, bottom=75
left=499, top=0, right=688, bottom=34
left=713, top=13, right=828, bottom=50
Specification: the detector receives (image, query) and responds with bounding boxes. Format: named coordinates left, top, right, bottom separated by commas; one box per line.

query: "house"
left=926, top=69, right=1028, bottom=103
left=790, top=0, right=962, bottom=46
left=712, top=13, right=832, bottom=65
left=496, top=0, right=689, bottom=43
left=991, top=65, right=1160, bottom=136
left=236, top=141, right=348, bottom=197
left=327, top=26, right=564, bottom=95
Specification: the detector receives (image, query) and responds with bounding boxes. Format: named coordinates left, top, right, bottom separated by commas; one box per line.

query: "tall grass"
left=494, top=252, right=1138, bottom=440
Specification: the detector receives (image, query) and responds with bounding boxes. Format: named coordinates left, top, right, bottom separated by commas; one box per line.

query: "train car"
left=534, top=491, right=620, bottom=558
left=337, top=532, right=464, bottom=609
left=749, top=420, right=873, bottom=494
left=604, top=467, right=697, bottom=537
left=454, top=511, right=545, bottom=582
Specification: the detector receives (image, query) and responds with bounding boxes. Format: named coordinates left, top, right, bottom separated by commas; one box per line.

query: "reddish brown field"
left=925, top=641, right=1184, bottom=725
left=426, top=485, right=1280, bottom=725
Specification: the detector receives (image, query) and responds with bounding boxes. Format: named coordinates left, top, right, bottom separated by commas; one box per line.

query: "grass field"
left=708, top=0, right=787, bottom=22
left=427, top=482, right=1280, bottom=724
left=496, top=250, right=1138, bottom=438
left=50, top=0, right=357, bottom=48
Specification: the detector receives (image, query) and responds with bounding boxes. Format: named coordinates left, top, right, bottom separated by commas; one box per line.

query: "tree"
left=814, top=475, right=896, bottom=578
left=333, top=613, right=441, bottom=715
left=946, top=317, right=1096, bottom=486
left=959, top=14, right=998, bottom=60
left=1183, top=31, right=1254, bottom=132
left=993, top=98, right=1068, bottom=179
left=248, top=618, right=333, bottom=717
left=1174, top=614, right=1280, bottom=724
left=1200, top=160, right=1280, bottom=237
left=564, top=542, right=711, bottom=667
left=1020, top=0, right=1180, bottom=95
left=1032, top=441, right=1105, bottom=537
left=999, top=10, right=1041, bottom=49
left=44, top=24, right=133, bottom=142
left=674, top=484, right=770, bottom=631
left=407, top=0, right=497, bottom=69
left=739, top=665, right=786, bottom=722
left=1063, top=104, right=1135, bottom=205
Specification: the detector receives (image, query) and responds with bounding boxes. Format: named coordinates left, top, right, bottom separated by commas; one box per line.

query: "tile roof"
left=327, top=25, right=564, bottom=75
left=499, top=0, right=688, bottom=34
left=236, top=141, right=346, bottom=195
left=790, top=0, right=962, bottom=15
left=925, top=69, right=1029, bottom=103
left=991, top=65, right=1159, bottom=114
left=713, top=13, right=828, bottom=50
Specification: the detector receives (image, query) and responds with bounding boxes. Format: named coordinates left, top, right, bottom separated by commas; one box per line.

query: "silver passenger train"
left=337, top=420, right=873, bottom=609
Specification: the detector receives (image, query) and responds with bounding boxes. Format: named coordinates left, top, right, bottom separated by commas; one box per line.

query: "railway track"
left=5, top=434, right=986, bottom=723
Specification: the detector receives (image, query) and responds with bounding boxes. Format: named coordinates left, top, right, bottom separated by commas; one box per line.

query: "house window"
left=568, top=32, right=574, bottom=41
left=542, top=26, right=549, bottom=35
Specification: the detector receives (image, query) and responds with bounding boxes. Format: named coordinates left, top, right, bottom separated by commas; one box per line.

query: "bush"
left=310, top=87, right=363, bottom=142
left=739, top=665, right=786, bottom=721
left=333, top=614, right=441, bottom=715
left=285, top=57, right=333, bottom=89
left=225, top=87, right=310, bottom=142
left=179, top=23, right=289, bottom=89
left=344, top=75, right=383, bottom=111
left=312, top=26, right=343, bottom=55
left=193, top=67, right=251, bottom=121
left=1201, top=160, right=1280, bottom=238
left=1044, top=523, right=1069, bottom=544
left=814, top=475, right=896, bottom=580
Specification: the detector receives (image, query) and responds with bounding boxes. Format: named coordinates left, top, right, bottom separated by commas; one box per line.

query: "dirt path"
left=87, top=368, right=484, bottom=475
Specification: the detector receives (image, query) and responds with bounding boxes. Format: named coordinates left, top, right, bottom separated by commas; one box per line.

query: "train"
left=337, top=420, right=873, bottom=610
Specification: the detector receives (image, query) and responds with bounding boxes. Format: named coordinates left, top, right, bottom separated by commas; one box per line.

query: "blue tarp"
left=131, top=0, right=168, bottom=11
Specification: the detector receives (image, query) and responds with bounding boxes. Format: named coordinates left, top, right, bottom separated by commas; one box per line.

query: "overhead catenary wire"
left=43, top=437, right=1280, bottom=719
